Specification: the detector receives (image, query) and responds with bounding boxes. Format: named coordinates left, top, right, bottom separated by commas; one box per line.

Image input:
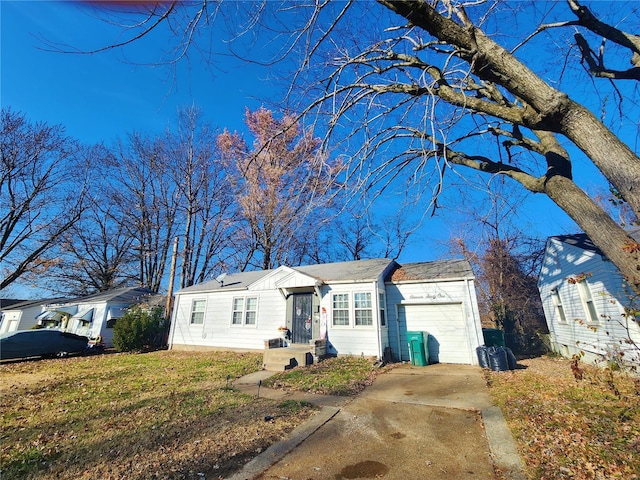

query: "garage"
left=398, top=303, right=473, bottom=364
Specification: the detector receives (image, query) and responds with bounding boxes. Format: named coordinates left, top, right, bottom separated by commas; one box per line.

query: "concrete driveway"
left=229, top=363, right=526, bottom=480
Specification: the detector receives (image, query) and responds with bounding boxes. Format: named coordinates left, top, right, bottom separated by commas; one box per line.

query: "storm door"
left=292, top=293, right=313, bottom=344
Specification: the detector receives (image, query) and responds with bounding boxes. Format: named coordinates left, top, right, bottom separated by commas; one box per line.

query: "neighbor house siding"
left=539, top=237, right=640, bottom=364
left=0, top=305, right=45, bottom=333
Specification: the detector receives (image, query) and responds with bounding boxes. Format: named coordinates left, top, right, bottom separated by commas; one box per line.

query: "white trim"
left=230, top=294, right=259, bottom=328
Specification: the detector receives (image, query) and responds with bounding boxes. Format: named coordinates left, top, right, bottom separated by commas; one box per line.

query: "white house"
left=538, top=228, right=640, bottom=366
left=168, top=258, right=484, bottom=365
left=1, top=287, right=162, bottom=347
left=0, top=298, right=66, bottom=334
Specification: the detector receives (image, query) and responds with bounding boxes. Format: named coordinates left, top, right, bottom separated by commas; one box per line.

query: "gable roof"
left=47, top=287, right=159, bottom=307
left=295, top=258, right=396, bottom=283
left=387, top=259, right=474, bottom=282
left=0, top=297, right=67, bottom=312
left=177, top=259, right=398, bottom=295
left=550, top=227, right=640, bottom=257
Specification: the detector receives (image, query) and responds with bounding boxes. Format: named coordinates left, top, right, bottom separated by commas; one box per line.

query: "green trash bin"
left=407, top=331, right=428, bottom=366
left=482, top=328, right=506, bottom=347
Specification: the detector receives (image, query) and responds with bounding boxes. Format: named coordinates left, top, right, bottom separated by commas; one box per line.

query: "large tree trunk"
left=380, top=0, right=640, bottom=217
left=544, top=175, right=640, bottom=294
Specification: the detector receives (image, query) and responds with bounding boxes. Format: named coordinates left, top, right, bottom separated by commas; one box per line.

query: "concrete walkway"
left=228, top=363, right=526, bottom=480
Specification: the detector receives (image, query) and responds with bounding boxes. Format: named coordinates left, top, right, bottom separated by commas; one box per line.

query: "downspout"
left=395, top=302, right=402, bottom=362
left=374, top=281, right=383, bottom=359
left=466, top=278, right=482, bottom=364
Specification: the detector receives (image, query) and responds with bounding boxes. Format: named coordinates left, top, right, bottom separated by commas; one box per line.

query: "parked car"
left=0, top=329, right=89, bottom=361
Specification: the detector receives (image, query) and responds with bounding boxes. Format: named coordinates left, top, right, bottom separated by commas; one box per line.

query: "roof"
left=294, top=258, right=396, bottom=283
left=0, top=297, right=68, bottom=312
left=550, top=227, right=640, bottom=256
left=48, top=287, right=160, bottom=307
left=387, top=259, right=474, bottom=282
left=177, top=259, right=397, bottom=294
left=177, top=258, right=475, bottom=295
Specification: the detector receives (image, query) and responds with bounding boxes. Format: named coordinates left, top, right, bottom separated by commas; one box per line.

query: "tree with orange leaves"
left=218, top=108, right=342, bottom=270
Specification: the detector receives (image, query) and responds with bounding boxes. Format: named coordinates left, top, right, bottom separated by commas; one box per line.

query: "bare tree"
left=110, top=133, right=180, bottom=292
left=0, top=108, right=87, bottom=291
left=43, top=197, right=137, bottom=295
left=67, top=1, right=640, bottom=292
left=218, top=108, right=341, bottom=270
left=165, top=106, right=236, bottom=288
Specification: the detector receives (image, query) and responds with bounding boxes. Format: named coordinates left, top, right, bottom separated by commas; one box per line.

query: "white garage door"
left=399, top=303, right=472, bottom=364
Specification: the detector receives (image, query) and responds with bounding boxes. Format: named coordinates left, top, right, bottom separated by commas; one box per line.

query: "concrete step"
left=263, top=345, right=313, bottom=371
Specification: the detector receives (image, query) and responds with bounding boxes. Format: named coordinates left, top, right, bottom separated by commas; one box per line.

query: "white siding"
left=0, top=305, right=44, bottom=333
left=385, top=279, right=483, bottom=365
left=320, top=283, right=382, bottom=357
left=539, top=238, right=640, bottom=365
left=170, top=289, right=288, bottom=351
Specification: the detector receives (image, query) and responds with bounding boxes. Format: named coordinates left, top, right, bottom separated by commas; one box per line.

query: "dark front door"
left=292, top=293, right=313, bottom=344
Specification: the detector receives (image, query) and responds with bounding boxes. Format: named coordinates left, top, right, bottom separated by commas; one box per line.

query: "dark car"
left=0, top=329, right=89, bottom=361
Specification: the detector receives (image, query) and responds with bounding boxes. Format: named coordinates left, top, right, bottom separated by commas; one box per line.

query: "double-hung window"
left=550, top=288, right=566, bottom=323
left=354, top=292, right=373, bottom=326
left=332, top=292, right=376, bottom=327
left=332, top=293, right=350, bottom=326
left=576, top=280, right=599, bottom=323
left=190, top=299, right=206, bottom=325
left=232, top=296, right=258, bottom=326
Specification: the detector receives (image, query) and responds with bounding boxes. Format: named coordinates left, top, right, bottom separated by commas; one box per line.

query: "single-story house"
left=0, top=298, right=66, bottom=334
left=1, top=287, right=162, bottom=347
left=168, top=258, right=484, bottom=365
left=538, top=228, right=640, bottom=366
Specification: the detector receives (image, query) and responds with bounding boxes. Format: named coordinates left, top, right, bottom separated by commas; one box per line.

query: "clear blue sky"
left=1, top=1, right=589, bottom=298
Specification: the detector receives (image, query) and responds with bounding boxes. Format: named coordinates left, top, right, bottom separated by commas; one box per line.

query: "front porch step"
left=263, top=345, right=313, bottom=372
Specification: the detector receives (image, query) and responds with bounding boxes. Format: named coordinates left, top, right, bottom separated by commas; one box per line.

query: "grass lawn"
left=3, top=351, right=639, bottom=480
left=1, top=351, right=316, bottom=480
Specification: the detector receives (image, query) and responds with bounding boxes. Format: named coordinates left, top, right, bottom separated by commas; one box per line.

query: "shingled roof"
left=550, top=227, right=640, bottom=256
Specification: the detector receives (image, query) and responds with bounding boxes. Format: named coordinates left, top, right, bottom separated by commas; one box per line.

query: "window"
left=379, top=292, right=386, bottom=326
left=550, top=288, right=566, bottom=323
left=576, top=280, right=599, bottom=323
left=354, top=292, right=373, bottom=326
left=232, top=296, right=258, bottom=326
left=190, top=300, right=206, bottom=325
left=332, top=293, right=350, bottom=326
left=245, top=297, right=257, bottom=325
left=232, top=298, right=244, bottom=325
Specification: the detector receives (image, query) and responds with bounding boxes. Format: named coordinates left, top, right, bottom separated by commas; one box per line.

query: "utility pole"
left=165, top=236, right=179, bottom=329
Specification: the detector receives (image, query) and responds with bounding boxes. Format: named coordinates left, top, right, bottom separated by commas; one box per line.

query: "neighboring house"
left=538, top=228, right=640, bottom=365
left=168, top=258, right=484, bottom=365
left=0, top=298, right=66, bottom=334
left=1, top=287, right=163, bottom=347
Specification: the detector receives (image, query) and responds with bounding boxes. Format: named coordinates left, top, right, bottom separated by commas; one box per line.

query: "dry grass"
left=486, top=356, right=640, bottom=480
left=262, top=356, right=389, bottom=396
left=0, top=351, right=316, bottom=480
left=6, top=349, right=638, bottom=480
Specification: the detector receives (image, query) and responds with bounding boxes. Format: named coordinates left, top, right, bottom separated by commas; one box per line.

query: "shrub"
left=113, top=305, right=167, bottom=352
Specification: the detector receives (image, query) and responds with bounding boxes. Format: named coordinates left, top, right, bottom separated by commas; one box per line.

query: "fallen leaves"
left=487, top=356, right=640, bottom=479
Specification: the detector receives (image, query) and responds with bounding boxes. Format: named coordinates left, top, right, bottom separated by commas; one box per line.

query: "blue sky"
left=1, top=1, right=593, bottom=297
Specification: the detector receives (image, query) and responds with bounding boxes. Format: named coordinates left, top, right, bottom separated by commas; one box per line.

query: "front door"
left=292, top=293, right=313, bottom=344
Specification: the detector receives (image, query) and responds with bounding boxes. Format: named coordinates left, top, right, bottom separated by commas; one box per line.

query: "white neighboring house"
left=0, top=298, right=66, bottom=334
left=538, top=228, right=640, bottom=365
left=168, top=258, right=483, bottom=365
left=2, top=287, right=162, bottom=347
